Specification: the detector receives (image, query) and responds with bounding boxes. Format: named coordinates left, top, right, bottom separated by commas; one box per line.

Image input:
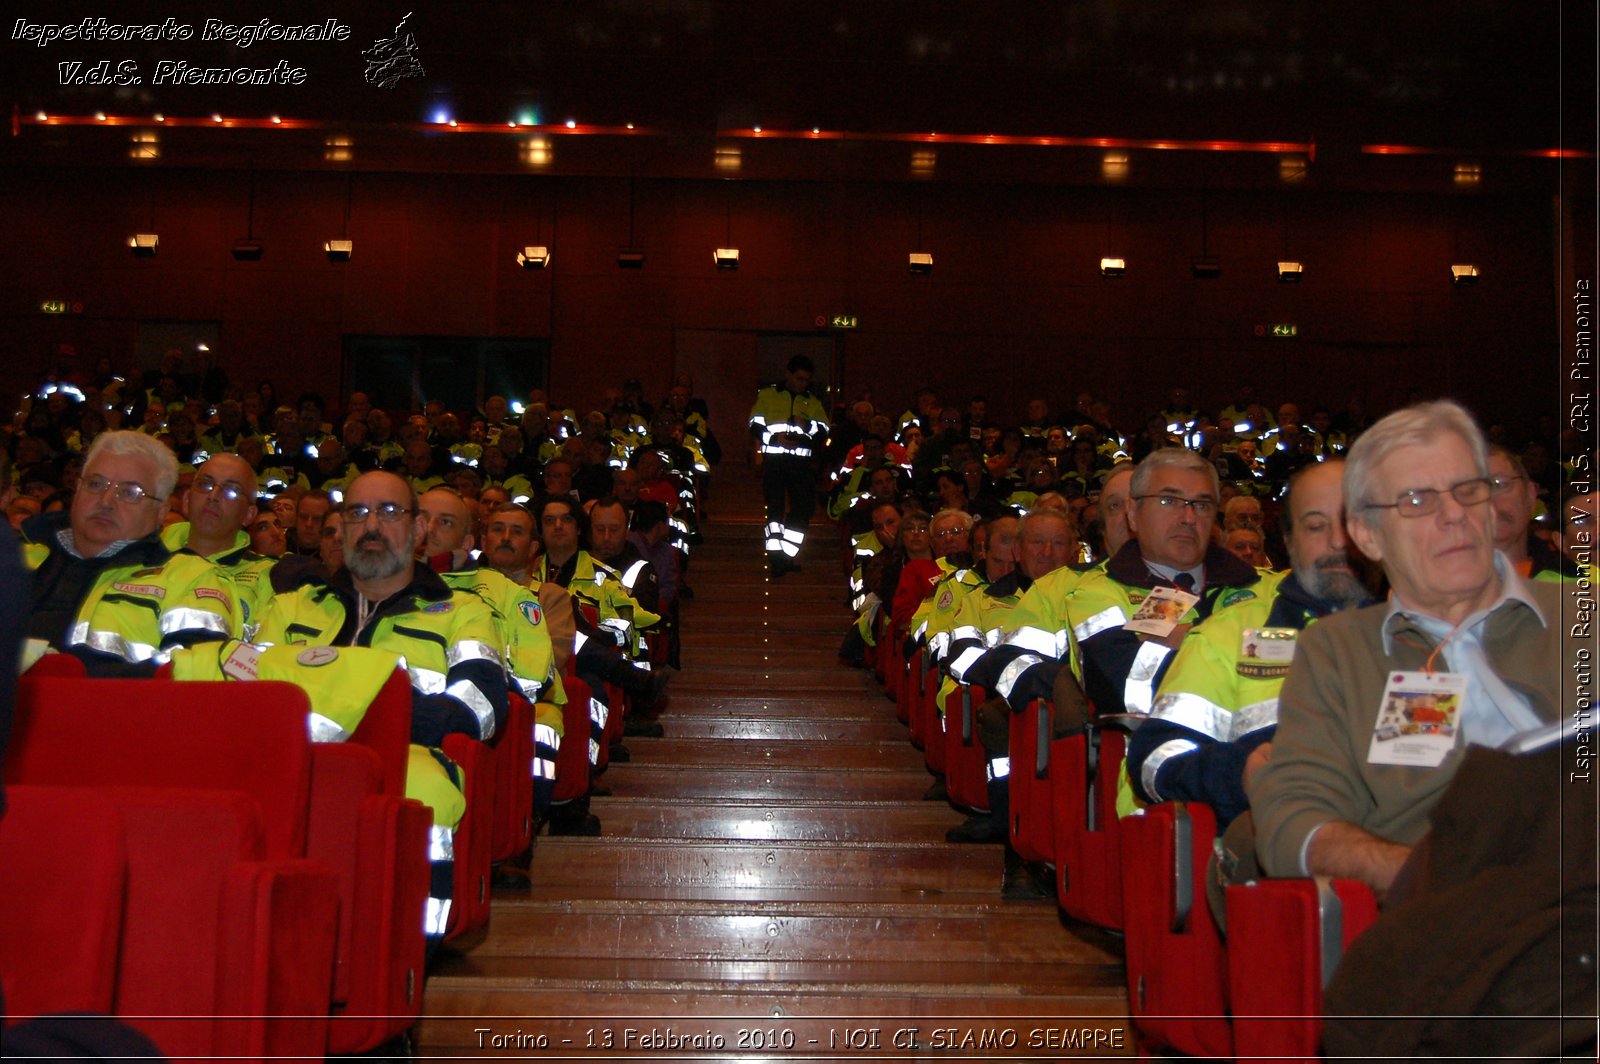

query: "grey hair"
left=83, top=430, right=179, bottom=500
left=1129, top=447, right=1219, bottom=501
left=931, top=507, right=974, bottom=533
left=1345, top=400, right=1488, bottom=528
left=1098, top=462, right=1135, bottom=521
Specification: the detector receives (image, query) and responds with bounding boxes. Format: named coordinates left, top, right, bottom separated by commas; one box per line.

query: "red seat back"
left=1227, top=877, right=1379, bottom=1062
left=348, top=668, right=416, bottom=796
left=1007, top=698, right=1055, bottom=864
left=1050, top=729, right=1125, bottom=928
left=490, top=694, right=536, bottom=861
left=551, top=677, right=593, bottom=803
left=1119, top=801, right=1232, bottom=1058
left=8, top=677, right=315, bottom=859
left=0, top=786, right=127, bottom=1020
left=943, top=685, right=989, bottom=812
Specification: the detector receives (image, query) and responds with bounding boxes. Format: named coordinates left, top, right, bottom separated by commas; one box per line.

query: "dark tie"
left=1172, top=572, right=1195, bottom=593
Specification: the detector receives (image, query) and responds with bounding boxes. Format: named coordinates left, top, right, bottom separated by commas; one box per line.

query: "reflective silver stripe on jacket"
left=1005, top=624, right=1058, bottom=658
left=948, top=644, right=985, bottom=681
left=161, top=606, right=231, bottom=637
left=986, top=755, right=1011, bottom=781
left=409, top=665, right=447, bottom=694
left=621, top=559, right=649, bottom=590
left=446, top=678, right=498, bottom=740
left=1148, top=691, right=1233, bottom=742
left=995, top=652, right=1044, bottom=701
left=447, top=639, right=502, bottom=669
left=71, top=623, right=159, bottom=663
left=515, top=674, right=545, bottom=701
left=589, top=696, right=608, bottom=729
left=1072, top=605, right=1126, bottom=645
left=1140, top=739, right=1200, bottom=803
left=1122, top=640, right=1173, bottom=715
left=307, top=712, right=350, bottom=743
left=1232, top=697, right=1279, bottom=739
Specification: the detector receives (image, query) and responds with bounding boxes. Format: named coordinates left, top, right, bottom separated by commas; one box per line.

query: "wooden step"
left=671, top=672, right=876, bottom=696
left=589, top=797, right=961, bottom=841
left=614, top=737, right=927, bottom=772
left=678, top=645, right=850, bottom=668
left=598, top=763, right=929, bottom=802
left=526, top=837, right=1000, bottom=893
left=464, top=898, right=1121, bottom=965
left=656, top=715, right=909, bottom=742
left=658, top=693, right=902, bottom=718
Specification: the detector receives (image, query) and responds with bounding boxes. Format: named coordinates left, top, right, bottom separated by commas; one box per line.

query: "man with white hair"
left=1252, top=401, right=1574, bottom=895
left=22, top=430, right=235, bottom=675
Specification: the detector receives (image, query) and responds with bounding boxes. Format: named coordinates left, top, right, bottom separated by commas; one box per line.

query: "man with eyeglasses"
left=161, top=453, right=277, bottom=639
left=1487, top=443, right=1577, bottom=581
left=1252, top=401, right=1574, bottom=896
left=1128, top=460, right=1369, bottom=834
left=961, top=451, right=1260, bottom=858
left=22, top=430, right=236, bottom=676
left=416, top=487, right=562, bottom=825
left=253, top=470, right=507, bottom=945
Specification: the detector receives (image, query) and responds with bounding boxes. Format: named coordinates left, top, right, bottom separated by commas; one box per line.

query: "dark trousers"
left=761, top=455, right=816, bottom=558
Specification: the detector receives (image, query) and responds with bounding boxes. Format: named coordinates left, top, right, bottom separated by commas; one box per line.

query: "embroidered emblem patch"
left=112, top=582, right=164, bottom=598
left=423, top=601, right=454, bottom=614
left=194, top=587, right=232, bottom=611
left=297, top=646, right=339, bottom=667
left=1219, top=588, right=1257, bottom=609
left=937, top=587, right=956, bottom=611
left=519, top=600, right=543, bottom=626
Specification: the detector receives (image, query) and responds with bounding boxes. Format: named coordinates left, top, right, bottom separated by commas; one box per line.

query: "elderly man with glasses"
left=1251, top=401, right=1579, bottom=896
left=21, top=430, right=236, bottom=676
left=160, top=452, right=278, bottom=639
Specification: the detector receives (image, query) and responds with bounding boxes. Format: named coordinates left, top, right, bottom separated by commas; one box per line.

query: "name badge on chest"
left=1368, top=670, right=1466, bottom=768
left=1124, top=586, right=1199, bottom=639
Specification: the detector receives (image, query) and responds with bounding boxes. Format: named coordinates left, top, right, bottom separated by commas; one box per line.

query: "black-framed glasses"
left=191, top=476, right=246, bottom=502
left=342, top=502, right=415, bottom=524
left=1133, top=494, right=1217, bottom=517
left=80, top=474, right=157, bottom=504
left=1363, top=477, right=1493, bottom=518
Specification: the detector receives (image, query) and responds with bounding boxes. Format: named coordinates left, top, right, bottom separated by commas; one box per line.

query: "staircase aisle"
left=418, top=470, right=1131, bottom=1059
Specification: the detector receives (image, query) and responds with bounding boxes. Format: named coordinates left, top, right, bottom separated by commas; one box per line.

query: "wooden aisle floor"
left=416, top=465, right=1132, bottom=1061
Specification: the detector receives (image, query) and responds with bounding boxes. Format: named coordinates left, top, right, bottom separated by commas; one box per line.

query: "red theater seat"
left=0, top=786, right=127, bottom=1020
left=551, top=677, right=594, bottom=805
left=490, top=693, right=536, bottom=862
left=943, top=685, right=989, bottom=812
left=1007, top=698, right=1056, bottom=864
left=1119, top=801, right=1232, bottom=1058
left=1050, top=727, right=1126, bottom=929
left=1226, top=877, right=1379, bottom=1063
left=440, top=733, right=494, bottom=941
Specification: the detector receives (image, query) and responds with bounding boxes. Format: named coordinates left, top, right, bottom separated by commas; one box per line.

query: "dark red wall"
left=0, top=166, right=1565, bottom=435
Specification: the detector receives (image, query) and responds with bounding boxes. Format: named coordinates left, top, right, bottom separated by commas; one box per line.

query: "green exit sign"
left=1271, top=323, right=1298, bottom=338
left=830, top=314, right=860, bottom=329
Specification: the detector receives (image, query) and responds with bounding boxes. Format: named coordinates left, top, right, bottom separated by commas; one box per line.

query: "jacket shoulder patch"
left=1219, top=588, right=1258, bottom=609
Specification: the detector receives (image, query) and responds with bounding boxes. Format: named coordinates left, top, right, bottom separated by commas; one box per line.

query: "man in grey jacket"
left=1251, top=400, right=1579, bottom=898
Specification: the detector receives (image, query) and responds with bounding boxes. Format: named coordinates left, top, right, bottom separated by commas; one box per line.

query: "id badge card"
left=1367, top=670, right=1466, bottom=767
left=1124, top=586, right=1200, bottom=638
left=1238, top=627, right=1297, bottom=679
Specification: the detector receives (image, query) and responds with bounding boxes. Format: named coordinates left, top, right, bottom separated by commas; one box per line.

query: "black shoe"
left=624, top=718, right=665, bottom=738
left=608, top=743, right=631, bottom=763
left=548, top=813, right=602, bottom=837
left=945, top=813, right=1004, bottom=844
left=922, top=777, right=948, bottom=801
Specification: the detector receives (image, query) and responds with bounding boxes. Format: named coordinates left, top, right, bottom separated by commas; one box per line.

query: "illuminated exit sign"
left=40, top=300, right=83, bottom=315
left=830, top=314, right=859, bottom=329
left=1270, top=323, right=1297, bottom=338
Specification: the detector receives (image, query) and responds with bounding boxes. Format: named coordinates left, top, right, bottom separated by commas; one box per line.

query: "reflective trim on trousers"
left=986, top=755, right=1011, bottom=782
left=429, top=824, right=456, bottom=862
left=1140, top=739, right=1200, bottom=803
left=424, top=896, right=452, bottom=937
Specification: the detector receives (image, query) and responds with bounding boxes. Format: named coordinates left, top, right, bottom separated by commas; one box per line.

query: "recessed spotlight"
left=325, top=239, right=353, bottom=262
left=128, top=233, right=159, bottom=257
left=1450, top=263, right=1480, bottom=286
left=1100, top=257, right=1126, bottom=277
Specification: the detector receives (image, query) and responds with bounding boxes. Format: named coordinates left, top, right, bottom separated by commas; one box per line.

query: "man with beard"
left=254, top=470, right=506, bottom=945
left=1128, top=460, right=1369, bottom=827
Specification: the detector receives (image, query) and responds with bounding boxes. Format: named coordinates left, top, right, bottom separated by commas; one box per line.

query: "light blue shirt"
left=1381, top=552, right=1546, bottom=749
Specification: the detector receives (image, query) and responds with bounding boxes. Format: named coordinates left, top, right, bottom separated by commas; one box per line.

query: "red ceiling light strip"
left=1364, top=143, right=1595, bottom=159
left=13, top=113, right=1585, bottom=158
